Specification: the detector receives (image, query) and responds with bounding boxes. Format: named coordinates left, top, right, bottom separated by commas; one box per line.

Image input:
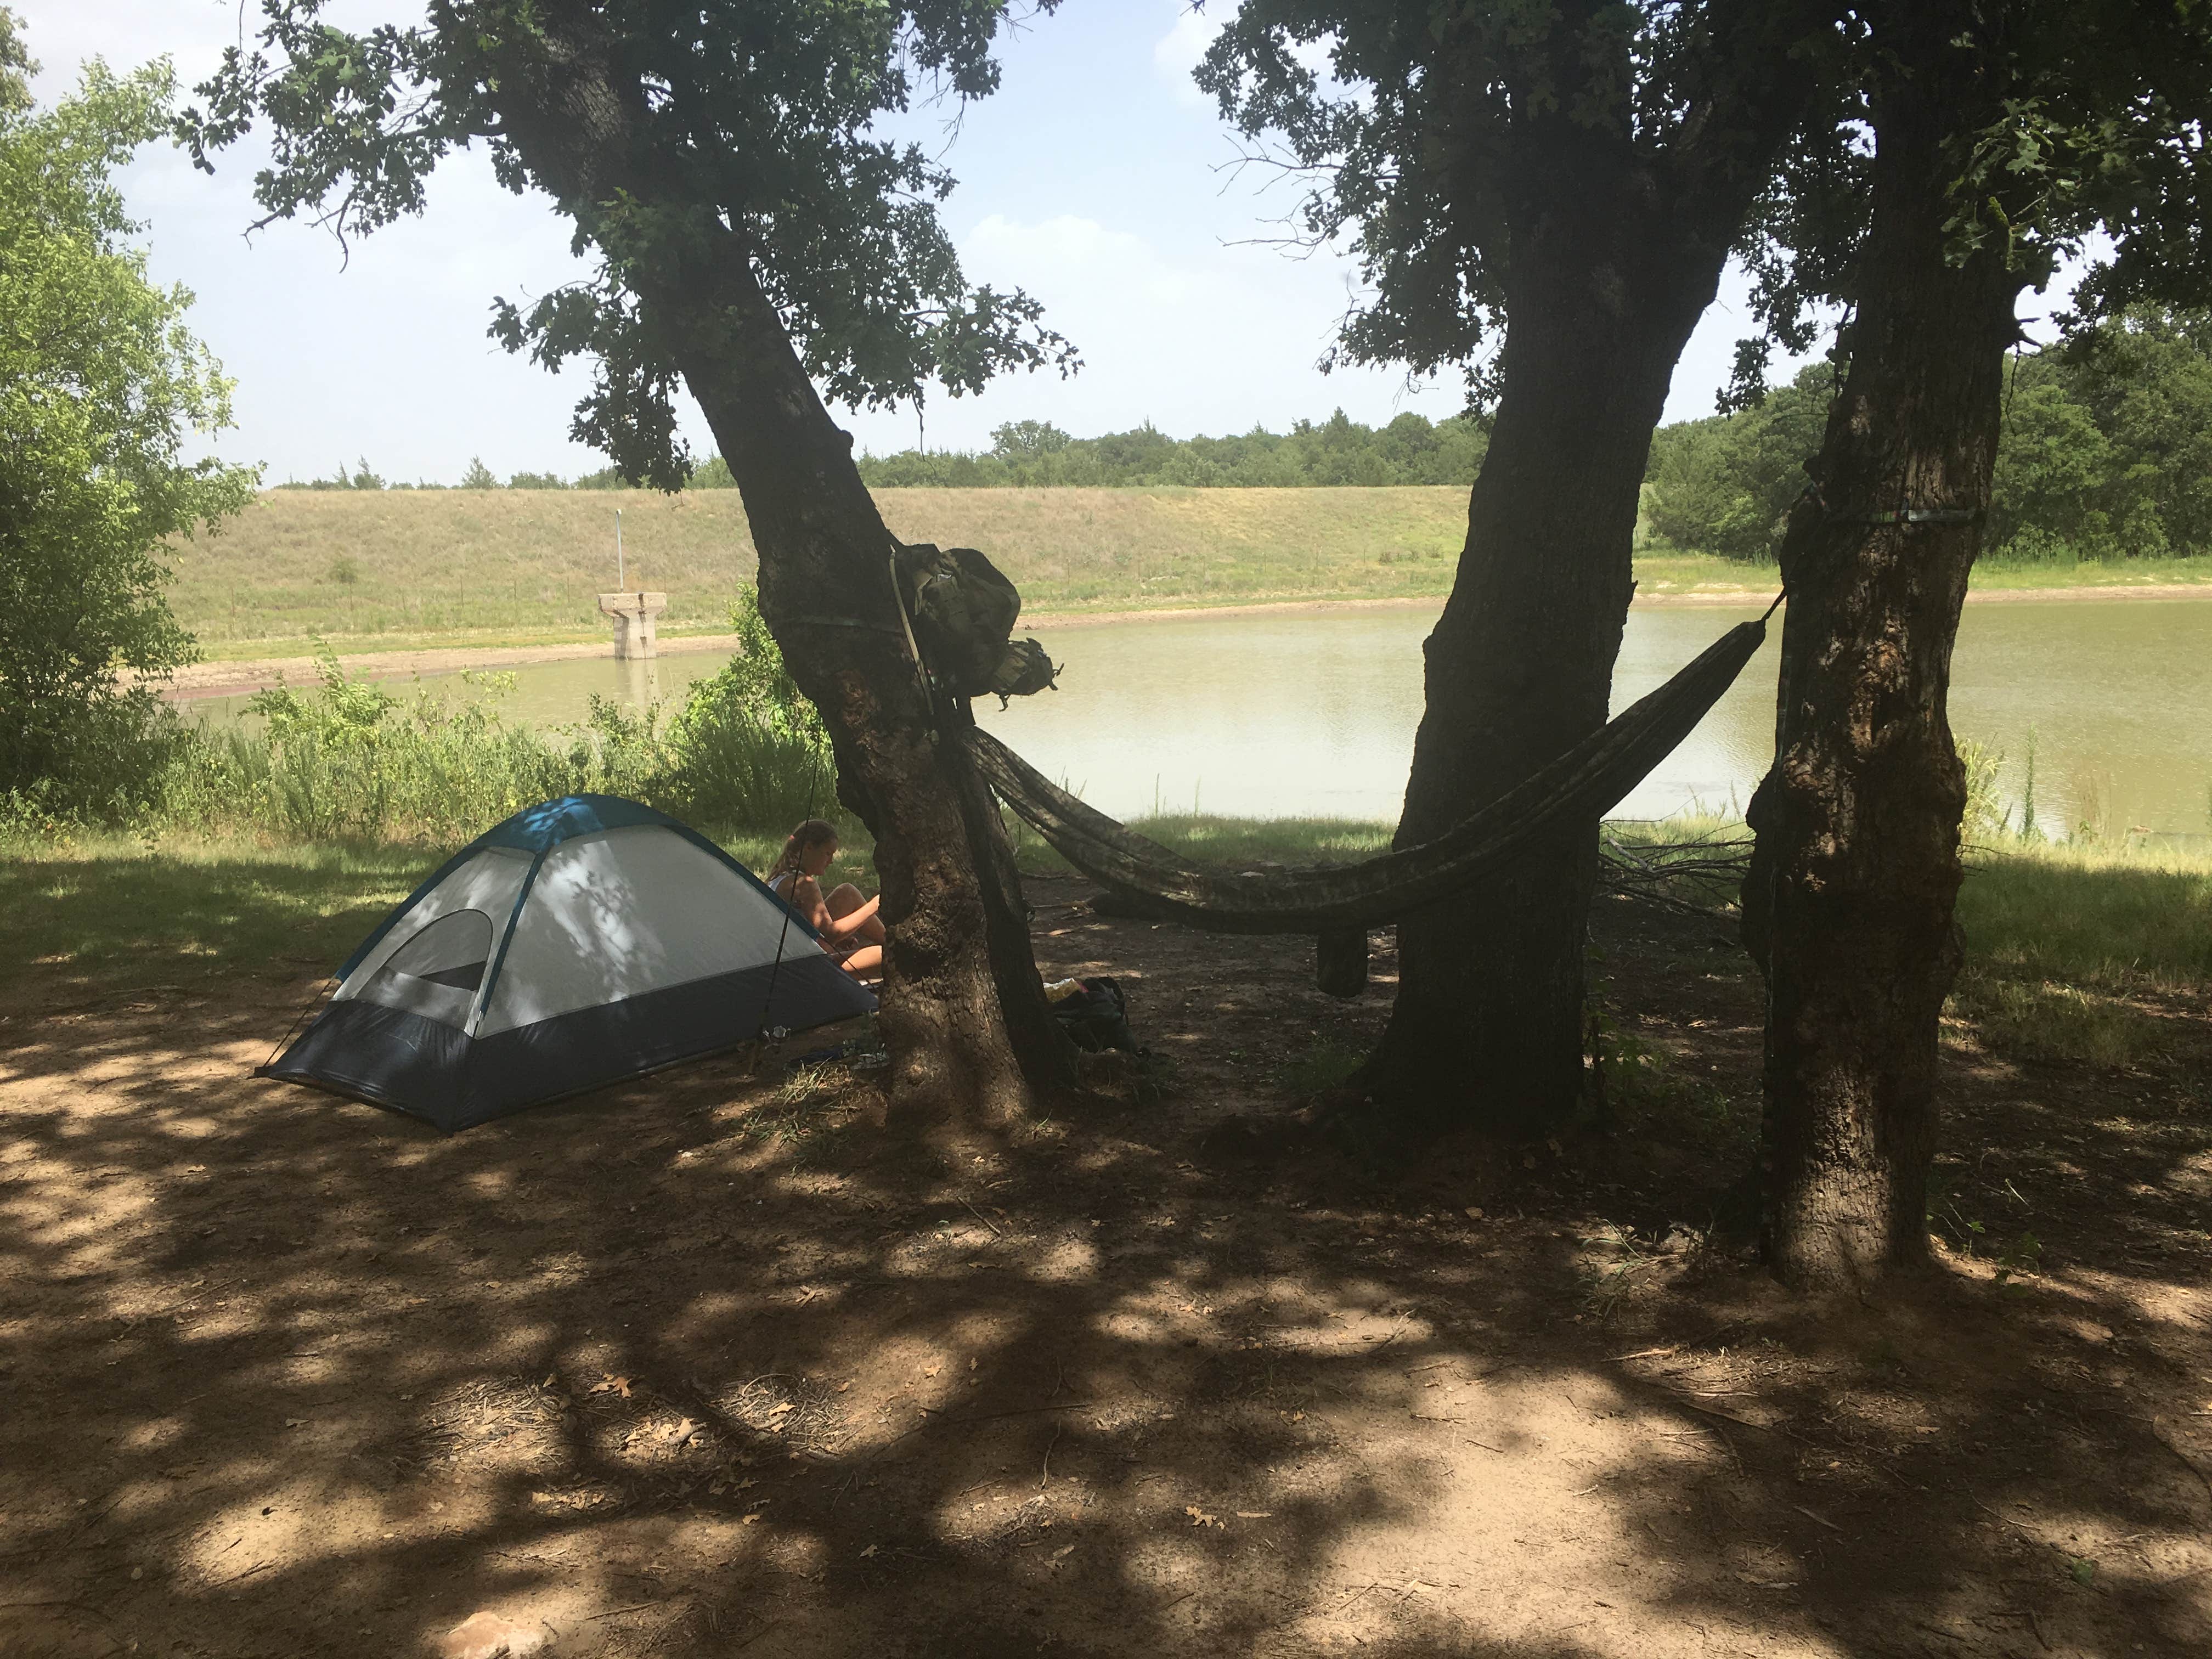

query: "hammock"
left=967, top=613, right=1771, bottom=936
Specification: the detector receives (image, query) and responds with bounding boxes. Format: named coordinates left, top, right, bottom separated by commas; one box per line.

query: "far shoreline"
left=156, top=578, right=2211, bottom=700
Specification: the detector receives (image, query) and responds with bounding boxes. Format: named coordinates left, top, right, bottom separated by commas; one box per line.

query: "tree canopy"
left=1725, top=0, right=2212, bottom=407
left=1198, top=0, right=1838, bottom=400
left=0, top=34, right=257, bottom=808
left=1648, top=319, right=2212, bottom=565
left=0, top=5, right=30, bottom=113
left=182, top=0, right=1079, bottom=490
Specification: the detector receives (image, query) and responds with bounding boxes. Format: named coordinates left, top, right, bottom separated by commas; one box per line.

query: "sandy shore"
left=160, top=631, right=748, bottom=701
left=158, top=579, right=2208, bottom=699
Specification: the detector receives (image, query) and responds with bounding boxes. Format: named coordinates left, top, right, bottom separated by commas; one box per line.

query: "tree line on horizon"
left=1648, top=304, right=2212, bottom=563
left=273, top=408, right=1490, bottom=494
left=280, top=308, right=2212, bottom=571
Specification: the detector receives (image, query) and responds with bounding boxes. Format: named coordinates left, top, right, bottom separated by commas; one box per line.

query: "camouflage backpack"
left=893, top=541, right=1060, bottom=706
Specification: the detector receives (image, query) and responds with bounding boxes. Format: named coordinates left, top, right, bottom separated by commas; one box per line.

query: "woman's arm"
left=821, top=890, right=881, bottom=938
left=790, top=877, right=879, bottom=939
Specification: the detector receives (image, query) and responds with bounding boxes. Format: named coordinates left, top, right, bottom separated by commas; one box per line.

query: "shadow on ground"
left=1, top=865, right=2207, bottom=1657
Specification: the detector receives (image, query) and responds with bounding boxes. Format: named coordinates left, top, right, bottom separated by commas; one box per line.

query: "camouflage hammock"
left=965, top=613, right=1772, bottom=936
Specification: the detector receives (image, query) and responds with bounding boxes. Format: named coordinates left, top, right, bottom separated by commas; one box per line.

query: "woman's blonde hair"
left=768, top=818, right=839, bottom=879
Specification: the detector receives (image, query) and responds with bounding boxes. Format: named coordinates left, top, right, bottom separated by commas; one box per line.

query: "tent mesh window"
left=356, top=908, right=495, bottom=1028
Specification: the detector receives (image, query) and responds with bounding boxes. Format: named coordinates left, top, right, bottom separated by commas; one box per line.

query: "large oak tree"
left=185, top=1, right=1082, bottom=1121
left=1200, top=1, right=1841, bottom=1135
left=1736, top=0, right=2212, bottom=1289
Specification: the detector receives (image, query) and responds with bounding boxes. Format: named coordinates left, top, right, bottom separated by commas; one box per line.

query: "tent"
left=258, top=795, right=876, bottom=1131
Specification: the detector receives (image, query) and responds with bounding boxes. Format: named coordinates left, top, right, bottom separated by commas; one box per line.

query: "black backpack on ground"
left=1052, top=977, right=1144, bottom=1056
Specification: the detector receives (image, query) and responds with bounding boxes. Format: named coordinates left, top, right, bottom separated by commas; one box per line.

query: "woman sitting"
left=764, top=819, right=884, bottom=979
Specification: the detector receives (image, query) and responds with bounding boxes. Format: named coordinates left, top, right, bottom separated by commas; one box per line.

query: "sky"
left=32, top=1, right=1815, bottom=487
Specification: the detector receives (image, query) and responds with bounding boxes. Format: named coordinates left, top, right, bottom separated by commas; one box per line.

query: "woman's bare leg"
left=826, top=883, right=888, bottom=945
left=837, top=943, right=883, bottom=979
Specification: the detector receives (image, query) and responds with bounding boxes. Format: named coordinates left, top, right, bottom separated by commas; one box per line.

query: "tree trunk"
left=1335, top=3, right=1830, bottom=1143
left=1353, top=221, right=1722, bottom=1138
left=1742, top=42, right=2024, bottom=1290
left=677, top=268, right=1074, bottom=1119
left=485, top=11, right=1072, bottom=1123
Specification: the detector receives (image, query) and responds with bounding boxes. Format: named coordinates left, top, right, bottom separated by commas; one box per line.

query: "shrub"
left=157, top=650, right=659, bottom=843
left=138, top=605, right=839, bottom=845
left=0, top=688, right=191, bottom=828
left=657, top=585, right=838, bottom=830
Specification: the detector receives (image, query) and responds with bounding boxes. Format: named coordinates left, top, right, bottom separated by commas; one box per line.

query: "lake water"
left=192, top=599, right=2212, bottom=838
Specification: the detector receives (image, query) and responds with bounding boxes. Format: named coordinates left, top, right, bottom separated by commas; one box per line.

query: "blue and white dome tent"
left=258, top=795, right=876, bottom=1131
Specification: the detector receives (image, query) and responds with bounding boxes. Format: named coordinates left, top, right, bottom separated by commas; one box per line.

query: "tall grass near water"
left=12, top=627, right=840, bottom=852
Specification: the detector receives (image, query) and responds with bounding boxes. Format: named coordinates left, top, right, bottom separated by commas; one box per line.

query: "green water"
left=188, top=599, right=2212, bottom=838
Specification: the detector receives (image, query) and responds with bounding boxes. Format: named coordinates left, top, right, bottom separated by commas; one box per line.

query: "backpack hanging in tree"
left=894, top=541, right=1059, bottom=704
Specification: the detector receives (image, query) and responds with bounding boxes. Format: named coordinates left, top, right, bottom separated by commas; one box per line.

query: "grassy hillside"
left=163, top=487, right=1483, bottom=658
left=164, top=486, right=2208, bottom=661
left=172, top=479, right=1495, bottom=654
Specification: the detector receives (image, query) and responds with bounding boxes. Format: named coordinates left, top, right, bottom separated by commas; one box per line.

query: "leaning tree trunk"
left=1742, top=46, right=2024, bottom=1290
left=1352, top=206, right=1723, bottom=1138
left=680, top=253, right=1076, bottom=1116
left=486, top=13, right=1072, bottom=1124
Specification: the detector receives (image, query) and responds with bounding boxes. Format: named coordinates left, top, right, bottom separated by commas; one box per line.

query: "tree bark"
left=1347, top=3, right=1829, bottom=1139
left=1742, top=35, right=2024, bottom=1290
left=678, top=262, right=1074, bottom=1118
left=485, top=8, right=1072, bottom=1122
left=1354, top=176, right=1735, bottom=1137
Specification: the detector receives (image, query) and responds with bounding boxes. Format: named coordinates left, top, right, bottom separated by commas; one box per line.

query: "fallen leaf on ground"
left=1184, top=1505, right=1223, bottom=1530
left=859, top=1544, right=878, bottom=1559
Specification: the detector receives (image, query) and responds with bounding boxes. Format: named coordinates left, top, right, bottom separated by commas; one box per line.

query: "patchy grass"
left=0, top=837, right=427, bottom=1001
left=1646, top=549, right=2212, bottom=594
left=1277, top=1036, right=1367, bottom=1096
left=1956, top=839, right=2212, bottom=986
left=13, top=816, right=2202, bottom=1079
left=0, top=828, right=873, bottom=1004
left=1967, top=554, right=2212, bottom=590
left=1950, top=839, right=2212, bottom=1068
left=165, top=488, right=1475, bottom=653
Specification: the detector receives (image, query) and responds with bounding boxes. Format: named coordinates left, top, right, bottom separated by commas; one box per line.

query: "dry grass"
left=167, top=488, right=2209, bottom=660
left=167, top=488, right=1768, bottom=657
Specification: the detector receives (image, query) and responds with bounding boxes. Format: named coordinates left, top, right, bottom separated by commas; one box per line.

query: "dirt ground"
left=3, top=874, right=2208, bottom=1658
